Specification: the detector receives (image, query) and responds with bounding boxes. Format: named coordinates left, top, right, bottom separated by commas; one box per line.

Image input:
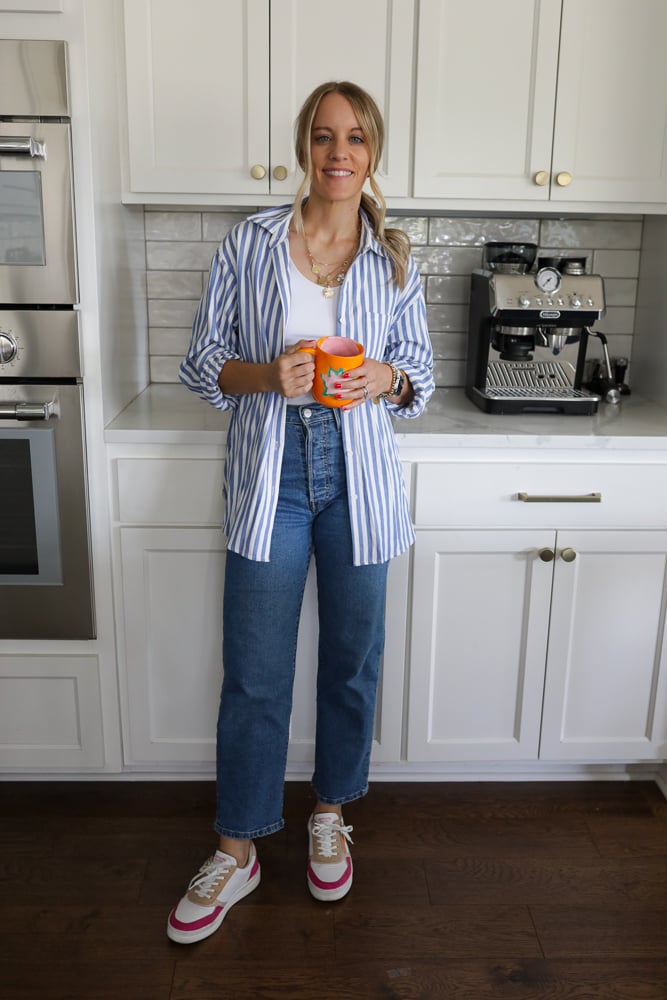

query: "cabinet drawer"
left=116, top=458, right=224, bottom=524
left=414, top=461, right=667, bottom=529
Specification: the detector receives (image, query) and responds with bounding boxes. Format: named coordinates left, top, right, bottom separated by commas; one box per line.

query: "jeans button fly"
left=302, top=408, right=312, bottom=419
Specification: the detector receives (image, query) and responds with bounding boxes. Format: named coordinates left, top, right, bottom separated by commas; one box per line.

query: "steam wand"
left=585, top=328, right=621, bottom=405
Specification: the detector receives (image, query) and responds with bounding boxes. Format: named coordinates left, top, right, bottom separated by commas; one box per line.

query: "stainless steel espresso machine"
left=465, top=243, right=605, bottom=414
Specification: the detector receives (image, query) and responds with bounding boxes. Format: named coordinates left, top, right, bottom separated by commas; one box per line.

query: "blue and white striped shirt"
left=179, top=204, right=434, bottom=565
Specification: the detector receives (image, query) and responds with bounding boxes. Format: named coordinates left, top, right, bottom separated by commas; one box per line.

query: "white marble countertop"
left=104, top=384, right=667, bottom=452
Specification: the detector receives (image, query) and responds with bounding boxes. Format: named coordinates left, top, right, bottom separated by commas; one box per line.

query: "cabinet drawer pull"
left=516, top=492, right=601, bottom=503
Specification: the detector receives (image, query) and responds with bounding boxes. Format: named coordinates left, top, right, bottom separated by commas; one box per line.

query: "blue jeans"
left=215, top=404, right=389, bottom=840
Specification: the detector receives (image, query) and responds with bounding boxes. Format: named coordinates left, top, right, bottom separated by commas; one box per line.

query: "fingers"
left=276, top=349, right=315, bottom=397
left=333, top=370, right=372, bottom=409
left=284, top=339, right=317, bottom=356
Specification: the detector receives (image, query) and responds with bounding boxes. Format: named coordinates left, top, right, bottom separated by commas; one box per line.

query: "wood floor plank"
left=0, top=959, right=174, bottom=1000
left=530, top=904, right=667, bottom=957
left=585, top=813, right=667, bottom=858
left=170, top=958, right=667, bottom=1000
left=426, top=856, right=667, bottom=905
left=332, top=903, right=542, bottom=961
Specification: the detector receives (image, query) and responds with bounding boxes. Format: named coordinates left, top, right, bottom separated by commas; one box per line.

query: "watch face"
left=535, top=266, right=561, bottom=294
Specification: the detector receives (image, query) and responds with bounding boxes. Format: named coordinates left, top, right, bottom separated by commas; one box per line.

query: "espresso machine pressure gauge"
left=535, top=266, right=561, bottom=294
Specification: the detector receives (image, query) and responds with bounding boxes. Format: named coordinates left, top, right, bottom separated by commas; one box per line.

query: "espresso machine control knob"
left=518, top=294, right=531, bottom=307
left=570, top=295, right=582, bottom=308
left=0, top=330, right=18, bottom=365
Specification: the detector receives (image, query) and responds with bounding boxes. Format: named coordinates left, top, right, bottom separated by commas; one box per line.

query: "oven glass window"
left=1, top=439, right=38, bottom=573
left=0, top=429, right=62, bottom=584
left=0, top=172, right=46, bottom=265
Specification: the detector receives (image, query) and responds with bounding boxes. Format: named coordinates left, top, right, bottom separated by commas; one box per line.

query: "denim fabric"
left=215, top=404, right=389, bottom=840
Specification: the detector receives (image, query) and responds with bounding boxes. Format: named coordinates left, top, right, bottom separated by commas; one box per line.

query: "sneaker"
left=167, top=843, right=260, bottom=944
left=306, top=812, right=353, bottom=902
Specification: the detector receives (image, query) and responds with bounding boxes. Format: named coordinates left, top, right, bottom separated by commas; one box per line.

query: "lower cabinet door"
left=118, top=527, right=405, bottom=767
left=0, top=653, right=104, bottom=770
left=540, top=530, right=667, bottom=761
left=407, top=529, right=555, bottom=762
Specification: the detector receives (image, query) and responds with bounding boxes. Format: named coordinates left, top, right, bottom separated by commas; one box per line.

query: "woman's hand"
left=333, top=358, right=395, bottom=409
left=269, top=340, right=316, bottom=398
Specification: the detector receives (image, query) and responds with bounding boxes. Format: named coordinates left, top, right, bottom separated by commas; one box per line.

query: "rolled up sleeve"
left=382, top=258, right=435, bottom=419
left=178, top=241, right=243, bottom=412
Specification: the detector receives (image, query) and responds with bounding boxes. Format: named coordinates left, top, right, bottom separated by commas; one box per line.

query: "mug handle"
left=296, top=345, right=316, bottom=355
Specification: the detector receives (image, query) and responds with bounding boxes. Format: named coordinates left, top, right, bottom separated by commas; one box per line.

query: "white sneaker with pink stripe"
left=167, top=843, right=260, bottom=944
left=307, top=812, right=353, bottom=901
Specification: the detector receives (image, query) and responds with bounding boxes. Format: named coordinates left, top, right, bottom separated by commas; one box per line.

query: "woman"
left=168, top=81, right=434, bottom=944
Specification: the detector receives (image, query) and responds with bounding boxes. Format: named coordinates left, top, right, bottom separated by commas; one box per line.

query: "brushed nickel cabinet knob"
left=538, top=548, right=555, bottom=562
left=561, top=547, right=577, bottom=562
left=273, top=165, right=288, bottom=181
left=250, top=164, right=267, bottom=180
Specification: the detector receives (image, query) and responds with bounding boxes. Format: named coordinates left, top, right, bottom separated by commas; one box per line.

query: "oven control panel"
left=0, top=311, right=81, bottom=378
left=0, top=329, right=18, bottom=365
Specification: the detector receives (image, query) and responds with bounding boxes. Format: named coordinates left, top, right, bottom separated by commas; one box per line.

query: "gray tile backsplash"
left=143, top=208, right=641, bottom=386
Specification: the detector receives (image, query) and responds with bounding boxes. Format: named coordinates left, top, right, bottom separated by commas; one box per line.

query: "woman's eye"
left=313, top=134, right=330, bottom=143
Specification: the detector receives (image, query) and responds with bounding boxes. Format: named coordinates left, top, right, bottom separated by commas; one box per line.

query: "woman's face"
left=308, top=92, right=371, bottom=207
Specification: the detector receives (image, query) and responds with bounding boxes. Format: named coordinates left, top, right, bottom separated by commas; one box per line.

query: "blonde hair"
left=292, top=81, right=410, bottom=288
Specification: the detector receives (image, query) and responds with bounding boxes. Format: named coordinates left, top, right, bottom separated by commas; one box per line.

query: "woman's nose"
left=328, top=139, right=347, bottom=159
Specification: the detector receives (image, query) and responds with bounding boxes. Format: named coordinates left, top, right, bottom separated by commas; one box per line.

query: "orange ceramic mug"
left=298, top=336, right=364, bottom=408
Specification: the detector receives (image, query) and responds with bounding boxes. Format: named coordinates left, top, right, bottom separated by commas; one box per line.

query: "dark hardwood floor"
left=1, top=779, right=667, bottom=999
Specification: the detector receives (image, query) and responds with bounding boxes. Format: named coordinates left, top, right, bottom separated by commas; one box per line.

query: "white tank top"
left=284, top=258, right=339, bottom=405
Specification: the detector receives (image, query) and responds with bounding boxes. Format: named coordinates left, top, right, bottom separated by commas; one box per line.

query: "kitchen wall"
left=144, top=209, right=641, bottom=389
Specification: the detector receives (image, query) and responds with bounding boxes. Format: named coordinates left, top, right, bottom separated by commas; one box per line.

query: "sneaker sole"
left=167, top=862, right=261, bottom=944
left=307, top=859, right=353, bottom=902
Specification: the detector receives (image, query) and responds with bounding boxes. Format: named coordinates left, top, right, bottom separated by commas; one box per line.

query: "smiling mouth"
left=324, top=169, right=353, bottom=177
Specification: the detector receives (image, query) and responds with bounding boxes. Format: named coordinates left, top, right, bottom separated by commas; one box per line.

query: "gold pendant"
left=323, top=286, right=334, bottom=299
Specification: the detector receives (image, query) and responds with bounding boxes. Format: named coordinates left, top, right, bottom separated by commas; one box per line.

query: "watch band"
left=375, top=364, right=405, bottom=402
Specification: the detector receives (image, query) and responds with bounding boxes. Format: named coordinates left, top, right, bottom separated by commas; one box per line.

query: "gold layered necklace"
left=302, top=223, right=360, bottom=298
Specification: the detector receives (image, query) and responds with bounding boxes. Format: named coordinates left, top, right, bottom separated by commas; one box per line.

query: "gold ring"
left=362, top=385, right=369, bottom=399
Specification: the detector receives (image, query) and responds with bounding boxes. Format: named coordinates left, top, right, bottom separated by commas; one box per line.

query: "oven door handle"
left=0, top=401, right=57, bottom=421
left=0, top=136, right=46, bottom=159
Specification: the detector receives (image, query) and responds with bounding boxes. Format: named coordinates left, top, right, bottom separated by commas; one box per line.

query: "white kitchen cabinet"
left=0, top=653, right=105, bottom=769
left=113, top=455, right=408, bottom=769
left=414, top=0, right=667, bottom=205
left=408, top=529, right=554, bottom=761
left=121, top=0, right=414, bottom=201
left=540, top=530, right=667, bottom=761
left=0, top=1, right=62, bottom=9
left=407, top=461, right=667, bottom=763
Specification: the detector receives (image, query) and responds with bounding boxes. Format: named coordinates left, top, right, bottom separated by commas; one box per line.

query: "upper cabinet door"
left=552, top=0, right=667, bottom=204
left=122, top=0, right=269, bottom=196
left=413, top=0, right=561, bottom=200
left=269, top=0, right=414, bottom=199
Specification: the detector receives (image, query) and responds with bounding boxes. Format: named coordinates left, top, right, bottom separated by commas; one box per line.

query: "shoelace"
left=311, top=820, right=354, bottom=859
left=188, top=856, right=233, bottom=900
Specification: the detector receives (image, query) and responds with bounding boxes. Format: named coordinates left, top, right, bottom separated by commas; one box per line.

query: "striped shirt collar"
left=246, top=202, right=389, bottom=261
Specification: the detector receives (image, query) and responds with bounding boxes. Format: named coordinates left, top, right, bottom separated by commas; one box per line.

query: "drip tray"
left=469, top=361, right=600, bottom=414
left=486, top=360, right=591, bottom=399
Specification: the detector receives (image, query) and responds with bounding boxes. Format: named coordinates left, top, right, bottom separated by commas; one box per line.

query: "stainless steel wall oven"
left=0, top=40, right=94, bottom=639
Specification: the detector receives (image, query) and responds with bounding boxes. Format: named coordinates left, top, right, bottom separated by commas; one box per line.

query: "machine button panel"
left=492, top=273, right=605, bottom=316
